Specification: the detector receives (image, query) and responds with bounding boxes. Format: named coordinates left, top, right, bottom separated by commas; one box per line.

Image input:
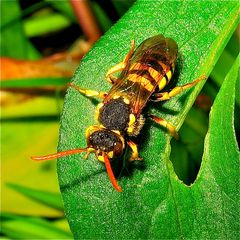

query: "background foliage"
left=1, top=0, right=133, bottom=238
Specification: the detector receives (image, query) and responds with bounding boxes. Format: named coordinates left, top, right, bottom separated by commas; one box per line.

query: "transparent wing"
left=128, top=34, right=178, bottom=68
left=107, top=35, right=178, bottom=115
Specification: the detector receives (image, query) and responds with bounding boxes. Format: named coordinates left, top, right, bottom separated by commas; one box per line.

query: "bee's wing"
left=128, top=34, right=178, bottom=72
left=107, top=35, right=178, bottom=115
left=130, top=35, right=178, bottom=114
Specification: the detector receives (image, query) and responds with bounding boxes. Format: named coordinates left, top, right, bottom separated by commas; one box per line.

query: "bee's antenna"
left=31, top=148, right=88, bottom=161
left=103, top=152, right=122, bottom=192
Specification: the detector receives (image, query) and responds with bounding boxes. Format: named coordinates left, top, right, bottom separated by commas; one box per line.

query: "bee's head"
left=32, top=125, right=124, bottom=192
left=86, top=126, right=125, bottom=161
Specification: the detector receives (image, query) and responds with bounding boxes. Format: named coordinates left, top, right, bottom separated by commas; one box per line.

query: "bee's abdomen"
left=127, top=57, right=174, bottom=92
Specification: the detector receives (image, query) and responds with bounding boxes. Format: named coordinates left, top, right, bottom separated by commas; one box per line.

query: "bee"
left=32, top=35, right=204, bottom=192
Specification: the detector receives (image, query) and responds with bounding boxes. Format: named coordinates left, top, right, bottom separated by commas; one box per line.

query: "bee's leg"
left=69, top=83, right=107, bottom=99
left=149, top=114, right=179, bottom=139
left=151, top=75, right=206, bottom=101
left=105, top=40, right=135, bottom=84
left=127, top=140, right=143, bottom=161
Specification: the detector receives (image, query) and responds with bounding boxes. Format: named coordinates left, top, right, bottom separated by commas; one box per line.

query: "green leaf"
left=112, top=0, right=136, bottom=16
left=1, top=77, right=69, bottom=88
left=192, top=54, right=239, bottom=239
left=1, top=213, right=72, bottom=237
left=0, top=0, right=40, bottom=59
left=171, top=106, right=209, bottom=184
left=6, top=183, right=64, bottom=211
left=45, top=0, right=76, bottom=22
left=0, top=216, right=72, bottom=239
left=1, top=96, right=62, bottom=217
left=90, top=1, right=113, bottom=32
left=57, top=1, right=239, bottom=238
left=24, top=13, right=71, bottom=38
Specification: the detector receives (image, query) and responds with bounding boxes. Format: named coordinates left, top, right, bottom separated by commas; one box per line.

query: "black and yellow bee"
left=32, top=35, right=204, bottom=192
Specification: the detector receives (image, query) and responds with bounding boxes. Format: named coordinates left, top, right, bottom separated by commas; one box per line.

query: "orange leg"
left=105, top=40, right=135, bottom=84
left=149, top=114, right=179, bottom=139
left=152, top=75, right=206, bottom=101
left=69, top=83, right=107, bottom=99
left=127, top=140, right=143, bottom=161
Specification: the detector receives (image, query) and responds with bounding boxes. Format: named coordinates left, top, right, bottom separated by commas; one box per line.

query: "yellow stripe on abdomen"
left=128, top=73, right=154, bottom=92
left=158, top=77, right=167, bottom=90
left=128, top=62, right=174, bottom=92
left=148, top=67, right=163, bottom=83
left=147, top=66, right=170, bottom=91
left=166, top=70, right=172, bottom=82
left=129, top=63, right=144, bottom=71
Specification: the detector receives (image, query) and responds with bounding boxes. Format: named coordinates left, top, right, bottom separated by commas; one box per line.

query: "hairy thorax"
left=99, top=98, right=130, bottom=131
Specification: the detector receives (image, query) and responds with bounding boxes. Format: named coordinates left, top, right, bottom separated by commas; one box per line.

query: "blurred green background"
left=0, top=0, right=239, bottom=239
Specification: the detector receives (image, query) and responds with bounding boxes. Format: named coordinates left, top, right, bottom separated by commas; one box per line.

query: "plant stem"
left=69, top=0, right=102, bottom=43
